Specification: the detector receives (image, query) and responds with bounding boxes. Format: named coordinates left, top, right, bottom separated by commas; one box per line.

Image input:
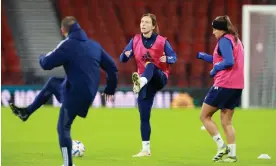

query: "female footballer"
left=197, top=15, right=244, bottom=162
left=120, top=13, right=177, bottom=157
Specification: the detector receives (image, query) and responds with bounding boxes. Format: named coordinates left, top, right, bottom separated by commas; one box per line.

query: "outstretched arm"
left=197, top=52, right=213, bottom=63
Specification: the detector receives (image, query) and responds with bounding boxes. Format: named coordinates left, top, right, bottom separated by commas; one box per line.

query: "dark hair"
left=61, top=16, right=77, bottom=32
left=212, top=15, right=239, bottom=42
left=142, top=13, right=160, bottom=34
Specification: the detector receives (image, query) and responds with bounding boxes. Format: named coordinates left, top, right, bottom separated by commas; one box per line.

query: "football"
left=72, top=140, right=85, bottom=157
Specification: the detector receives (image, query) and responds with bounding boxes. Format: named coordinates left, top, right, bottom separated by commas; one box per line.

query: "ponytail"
left=154, top=24, right=160, bottom=34
left=224, top=15, right=239, bottom=42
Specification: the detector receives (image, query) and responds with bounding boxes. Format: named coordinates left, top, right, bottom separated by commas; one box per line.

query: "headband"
left=212, top=20, right=228, bottom=31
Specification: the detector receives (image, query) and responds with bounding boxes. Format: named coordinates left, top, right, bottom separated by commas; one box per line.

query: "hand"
left=213, top=62, right=221, bottom=71
left=125, top=49, right=132, bottom=57
left=210, top=68, right=217, bottom=78
left=197, top=52, right=205, bottom=59
left=102, top=93, right=114, bottom=103
left=160, top=52, right=167, bottom=62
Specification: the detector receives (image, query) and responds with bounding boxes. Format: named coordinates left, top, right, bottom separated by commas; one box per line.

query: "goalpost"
left=242, top=5, right=276, bottom=109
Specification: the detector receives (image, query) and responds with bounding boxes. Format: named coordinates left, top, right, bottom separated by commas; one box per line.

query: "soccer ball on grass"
left=72, top=140, right=85, bottom=157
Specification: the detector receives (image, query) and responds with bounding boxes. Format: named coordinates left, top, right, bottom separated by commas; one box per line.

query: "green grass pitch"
left=2, top=107, right=276, bottom=166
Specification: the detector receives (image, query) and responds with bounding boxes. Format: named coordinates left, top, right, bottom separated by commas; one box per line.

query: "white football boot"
left=132, top=72, right=141, bottom=94
left=213, top=144, right=230, bottom=162
left=132, top=150, right=151, bottom=157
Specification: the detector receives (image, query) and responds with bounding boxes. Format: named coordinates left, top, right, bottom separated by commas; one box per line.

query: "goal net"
left=242, top=5, right=276, bottom=109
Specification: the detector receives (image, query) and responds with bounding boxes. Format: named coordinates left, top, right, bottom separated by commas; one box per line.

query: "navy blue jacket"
left=39, top=23, right=118, bottom=117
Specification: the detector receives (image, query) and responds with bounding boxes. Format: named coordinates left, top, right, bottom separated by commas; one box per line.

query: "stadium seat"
left=133, top=0, right=147, bottom=25
left=206, top=63, right=214, bottom=87
left=58, top=0, right=73, bottom=18
left=165, top=0, right=179, bottom=35
left=71, top=0, right=94, bottom=38
left=175, top=61, right=188, bottom=87
left=193, top=17, right=208, bottom=43
left=87, top=0, right=107, bottom=38
left=117, top=0, right=139, bottom=38
left=52, top=0, right=265, bottom=87
left=212, top=0, right=226, bottom=18
left=226, top=0, right=239, bottom=26
left=242, top=0, right=253, bottom=4
left=195, top=0, right=209, bottom=17
left=1, top=46, right=7, bottom=84
left=190, top=61, right=205, bottom=87
left=189, top=42, right=206, bottom=87
left=150, top=2, right=167, bottom=38
left=100, top=0, right=126, bottom=56
left=1, top=8, right=23, bottom=85
left=178, top=0, right=194, bottom=65
left=177, top=42, right=193, bottom=63
left=192, top=0, right=209, bottom=79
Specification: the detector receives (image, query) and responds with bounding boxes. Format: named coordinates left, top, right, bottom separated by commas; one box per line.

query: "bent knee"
left=200, top=113, right=210, bottom=122
left=200, top=103, right=217, bottom=122
left=221, top=120, right=232, bottom=127
left=200, top=109, right=212, bottom=121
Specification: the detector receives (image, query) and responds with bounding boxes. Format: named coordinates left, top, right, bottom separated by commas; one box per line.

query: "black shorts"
left=204, top=86, right=243, bottom=110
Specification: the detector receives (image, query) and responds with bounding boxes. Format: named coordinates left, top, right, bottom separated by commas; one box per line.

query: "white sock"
left=142, top=141, right=150, bottom=152
left=228, top=144, right=236, bottom=157
left=140, top=77, right=148, bottom=88
left=212, top=134, right=224, bottom=149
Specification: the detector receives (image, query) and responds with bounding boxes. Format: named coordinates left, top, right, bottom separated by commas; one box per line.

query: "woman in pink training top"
left=120, top=13, right=177, bottom=157
left=197, top=15, right=244, bottom=163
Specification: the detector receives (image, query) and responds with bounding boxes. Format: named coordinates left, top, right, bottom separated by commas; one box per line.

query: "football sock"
left=140, top=77, right=148, bottom=88
left=228, top=144, right=236, bottom=157
left=213, top=133, right=225, bottom=149
left=58, top=107, right=75, bottom=166
left=142, top=141, right=150, bottom=152
left=59, top=128, right=73, bottom=166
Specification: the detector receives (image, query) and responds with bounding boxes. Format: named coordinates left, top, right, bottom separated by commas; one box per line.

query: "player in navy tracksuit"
left=9, top=16, right=118, bottom=166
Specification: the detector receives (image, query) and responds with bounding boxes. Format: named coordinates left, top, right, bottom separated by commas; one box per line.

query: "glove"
left=210, top=68, right=217, bottom=78
left=197, top=52, right=206, bottom=59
